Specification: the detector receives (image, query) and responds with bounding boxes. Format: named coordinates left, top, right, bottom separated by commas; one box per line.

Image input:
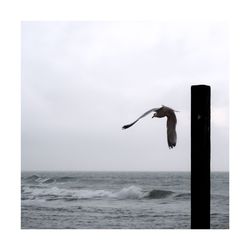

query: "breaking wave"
left=21, top=186, right=176, bottom=201
left=23, top=175, right=78, bottom=184
left=22, top=185, right=144, bottom=201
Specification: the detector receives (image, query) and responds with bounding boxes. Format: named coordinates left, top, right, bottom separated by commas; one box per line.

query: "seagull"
left=122, top=105, right=178, bottom=148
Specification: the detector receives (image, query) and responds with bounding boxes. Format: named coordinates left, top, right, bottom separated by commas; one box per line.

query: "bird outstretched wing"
left=166, top=110, right=177, bottom=148
left=122, top=108, right=159, bottom=129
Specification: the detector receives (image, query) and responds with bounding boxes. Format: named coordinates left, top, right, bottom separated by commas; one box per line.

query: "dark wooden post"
left=191, top=85, right=211, bottom=229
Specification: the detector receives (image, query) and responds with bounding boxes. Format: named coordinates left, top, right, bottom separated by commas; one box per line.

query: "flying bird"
left=122, top=105, right=178, bottom=148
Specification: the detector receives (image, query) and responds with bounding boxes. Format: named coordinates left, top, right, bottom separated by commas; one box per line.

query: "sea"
left=21, top=171, right=229, bottom=229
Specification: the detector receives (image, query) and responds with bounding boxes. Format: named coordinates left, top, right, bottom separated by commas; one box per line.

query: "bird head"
left=152, top=113, right=156, bottom=118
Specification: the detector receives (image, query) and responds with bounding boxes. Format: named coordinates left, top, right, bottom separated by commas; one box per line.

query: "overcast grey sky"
left=21, top=21, right=229, bottom=172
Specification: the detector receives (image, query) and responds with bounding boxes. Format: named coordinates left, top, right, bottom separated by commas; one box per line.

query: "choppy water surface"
left=21, top=172, right=229, bottom=229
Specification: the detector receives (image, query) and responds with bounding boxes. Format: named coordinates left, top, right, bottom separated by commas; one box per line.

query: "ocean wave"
left=24, top=175, right=40, bottom=182
left=23, top=175, right=77, bottom=184
left=24, top=175, right=54, bottom=184
left=22, top=185, right=144, bottom=201
left=145, top=190, right=174, bottom=199
left=55, top=176, right=77, bottom=182
left=21, top=186, right=175, bottom=201
left=174, top=193, right=191, bottom=200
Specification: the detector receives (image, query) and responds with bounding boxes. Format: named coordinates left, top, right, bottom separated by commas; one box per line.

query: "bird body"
left=122, top=105, right=177, bottom=148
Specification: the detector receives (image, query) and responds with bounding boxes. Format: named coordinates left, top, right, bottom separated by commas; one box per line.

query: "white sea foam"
left=22, top=185, right=145, bottom=200
left=115, top=186, right=144, bottom=199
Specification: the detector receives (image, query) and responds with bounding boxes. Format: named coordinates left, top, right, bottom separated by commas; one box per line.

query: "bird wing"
left=122, top=108, right=159, bottom=129
left=166, top=111, right=177, bottom=148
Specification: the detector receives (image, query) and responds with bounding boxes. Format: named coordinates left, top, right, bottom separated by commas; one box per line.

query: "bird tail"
left=122, top=121, right=137, bottom=130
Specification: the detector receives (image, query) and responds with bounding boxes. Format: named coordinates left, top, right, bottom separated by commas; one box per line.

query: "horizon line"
left=21, top=170, right=229, bottom=172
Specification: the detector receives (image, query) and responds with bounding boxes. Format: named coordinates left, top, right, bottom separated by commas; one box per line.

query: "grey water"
left=21, top=171, right=229, bottom=229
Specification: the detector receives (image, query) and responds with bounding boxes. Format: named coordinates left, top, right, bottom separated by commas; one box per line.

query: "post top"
left=191, top=84, right=210, bottom=89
